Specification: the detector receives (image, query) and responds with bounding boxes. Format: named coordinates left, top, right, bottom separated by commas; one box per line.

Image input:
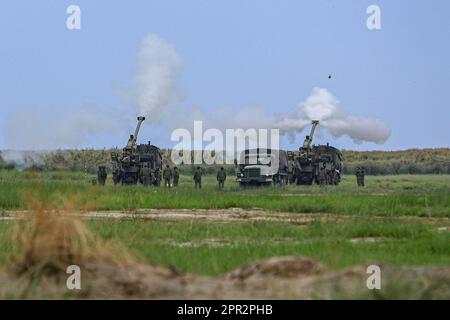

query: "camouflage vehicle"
left=236, top=148, right=290, bottom=186
left=291, top=120, right=342, bottom=185
left=111, top=116, right=163, bottom=185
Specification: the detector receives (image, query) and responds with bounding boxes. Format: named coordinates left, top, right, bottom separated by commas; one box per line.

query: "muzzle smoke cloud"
left=276, top=87, right=391, bottom=144
left=130, top=35, right=390, bottom=145
left=4, top=107, right=124, bottom=150
left=3, top=34, right=390, bottom=151
left=131, top=35, right=390, bottom=145
left=131, top=34, right=183, bottom=122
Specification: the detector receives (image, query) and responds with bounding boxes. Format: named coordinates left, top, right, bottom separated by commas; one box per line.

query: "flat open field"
left=1, top=170, right=449, bottom=216
left=0, top=170, right=449, bottom=298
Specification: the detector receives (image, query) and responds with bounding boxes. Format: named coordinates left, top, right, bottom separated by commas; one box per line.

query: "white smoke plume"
left=275, top=87, right=391, bottom=144
left=130, top=34, right=183, bottom=122
left=0, top=150, right=47, bottom=169
left=128, top=35, right=277, bottom=133
left=3, top=34, right=390, bottom=151
left=4, top=107, right=124, bottom=150
left=129, top=36, right=390, bottom=144
left=2, top=34, right=182, bottom=151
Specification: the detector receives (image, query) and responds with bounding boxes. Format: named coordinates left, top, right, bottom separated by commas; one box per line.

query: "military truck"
left=291, top=120, right=342, bottom=185
left=111, top=116, right=163, bottom=185
left=236, top=148, right=290, bottom=186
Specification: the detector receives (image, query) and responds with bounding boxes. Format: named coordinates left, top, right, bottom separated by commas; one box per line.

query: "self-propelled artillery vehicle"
left=111, top=116, right=163, bottom=185
left=290, top=120, right=342, bottom=185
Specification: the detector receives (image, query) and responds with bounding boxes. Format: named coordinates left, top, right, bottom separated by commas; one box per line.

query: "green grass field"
left=0, top=170, right=449, bottom=276
left=86, top=219, right=450, bottom=275
left=0, top=170, right=449, bottom=217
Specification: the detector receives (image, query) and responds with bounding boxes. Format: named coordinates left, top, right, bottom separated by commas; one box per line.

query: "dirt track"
left=2, top=208, right=450, bottom=225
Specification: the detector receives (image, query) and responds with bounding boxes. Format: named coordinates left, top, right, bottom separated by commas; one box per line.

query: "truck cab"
left=236, top=149, right=289, bottom=186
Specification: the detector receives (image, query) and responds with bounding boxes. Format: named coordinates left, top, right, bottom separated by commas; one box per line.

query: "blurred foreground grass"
left=0, top=171, right=448, bottom=217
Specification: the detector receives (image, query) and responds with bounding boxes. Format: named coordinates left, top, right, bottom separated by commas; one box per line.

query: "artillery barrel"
left=302, top=120, right=319, bottom=149
left=126, top=116, right=146, bottom=148
left=134, top=116, right=145, bottom=141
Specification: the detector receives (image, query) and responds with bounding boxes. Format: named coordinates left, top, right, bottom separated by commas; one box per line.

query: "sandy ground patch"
left=1, top=208, right=449, bottom=299
left=2, top=208, right=449, bottom=225
left=1, top=255, right=449, bottom=299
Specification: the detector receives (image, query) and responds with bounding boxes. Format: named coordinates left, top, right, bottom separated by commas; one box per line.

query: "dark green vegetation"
left=0, top=169, right=448, bottom=277
left=0, top=170, right=448, bottom=217
left=1, top=148, right=449, bottom=174
left=90, top=219, right=450, bottom=275
left=0, top=218, right=448, bottom=276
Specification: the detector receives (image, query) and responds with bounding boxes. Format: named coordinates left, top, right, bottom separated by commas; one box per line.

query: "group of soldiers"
left=98, top=165, right=227, bottom=189
left=161, top=165, right=180, bottom=187
left=316, top=164, right=364, bottom=187
left=161, top=165, right=227, bottom=189
left=99, top=165, right=364, bottom=187
left=140, top=163, right=154, bottom=186
left=316, top=162, right=340, bottom=186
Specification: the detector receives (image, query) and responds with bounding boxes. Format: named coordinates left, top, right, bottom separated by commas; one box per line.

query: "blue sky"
left=0, top=0, right=449, bottom=151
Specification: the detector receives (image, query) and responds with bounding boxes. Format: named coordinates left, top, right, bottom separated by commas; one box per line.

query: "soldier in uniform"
left=154, top=168, right=161, bottom=186
left=325, top=162, right=332, bottom=185
left=163, top=165, right=172, bottom=188
left=112, top=165, right=121, bottom=185
left=173, top=167, right=180, bottom=187
left=217, top=167, right=227, bottom=189
left=140, top=163, right=151, bottom=186
left=318, top=163, right=326, bottom=187
left=355, top=166, right=365, bottom=187
left=121, top=150, right=131, bottom=165
left=111, top=153, right=121, bottom=185
left=97, top=166, right=107, bottom=186
left=193, top=166, right=203, bottom=189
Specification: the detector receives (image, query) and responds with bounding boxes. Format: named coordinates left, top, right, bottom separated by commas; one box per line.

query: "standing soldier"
left=318, top=163, right=326, bottom=187
left=217, top=167, right=227, bottom=189
left=355, top=166, right=360, bottom=186
left=173, top=166, right=180, bottom=187
left=140, top=163, right=151, bottom=186
left=355, top=166, right=365, bottom=187
left=325, top=162, right=332, bottom=185
left=360, top=166, right=365, bottom=187
left=163, top=164, right=172, bottom=188
left=111, top=153, right=121, bottom=185
left=193, top=166, right=203, bottom=189
left=154, top=168, right=161, bottom=186
left=97, top=166, right=107, bottom=186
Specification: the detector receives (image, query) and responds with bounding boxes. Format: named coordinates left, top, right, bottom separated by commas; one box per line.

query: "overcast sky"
left=0, top=0, right=449, bottom=151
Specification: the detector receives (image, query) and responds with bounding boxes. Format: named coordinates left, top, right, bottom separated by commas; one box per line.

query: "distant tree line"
left=342, top=160, right=449, bottom=175
left=0, top=153, right=16, bottom=170
left=1, top=148, right=449, bottom=175
left=341, top=148, right=450, bottom=175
